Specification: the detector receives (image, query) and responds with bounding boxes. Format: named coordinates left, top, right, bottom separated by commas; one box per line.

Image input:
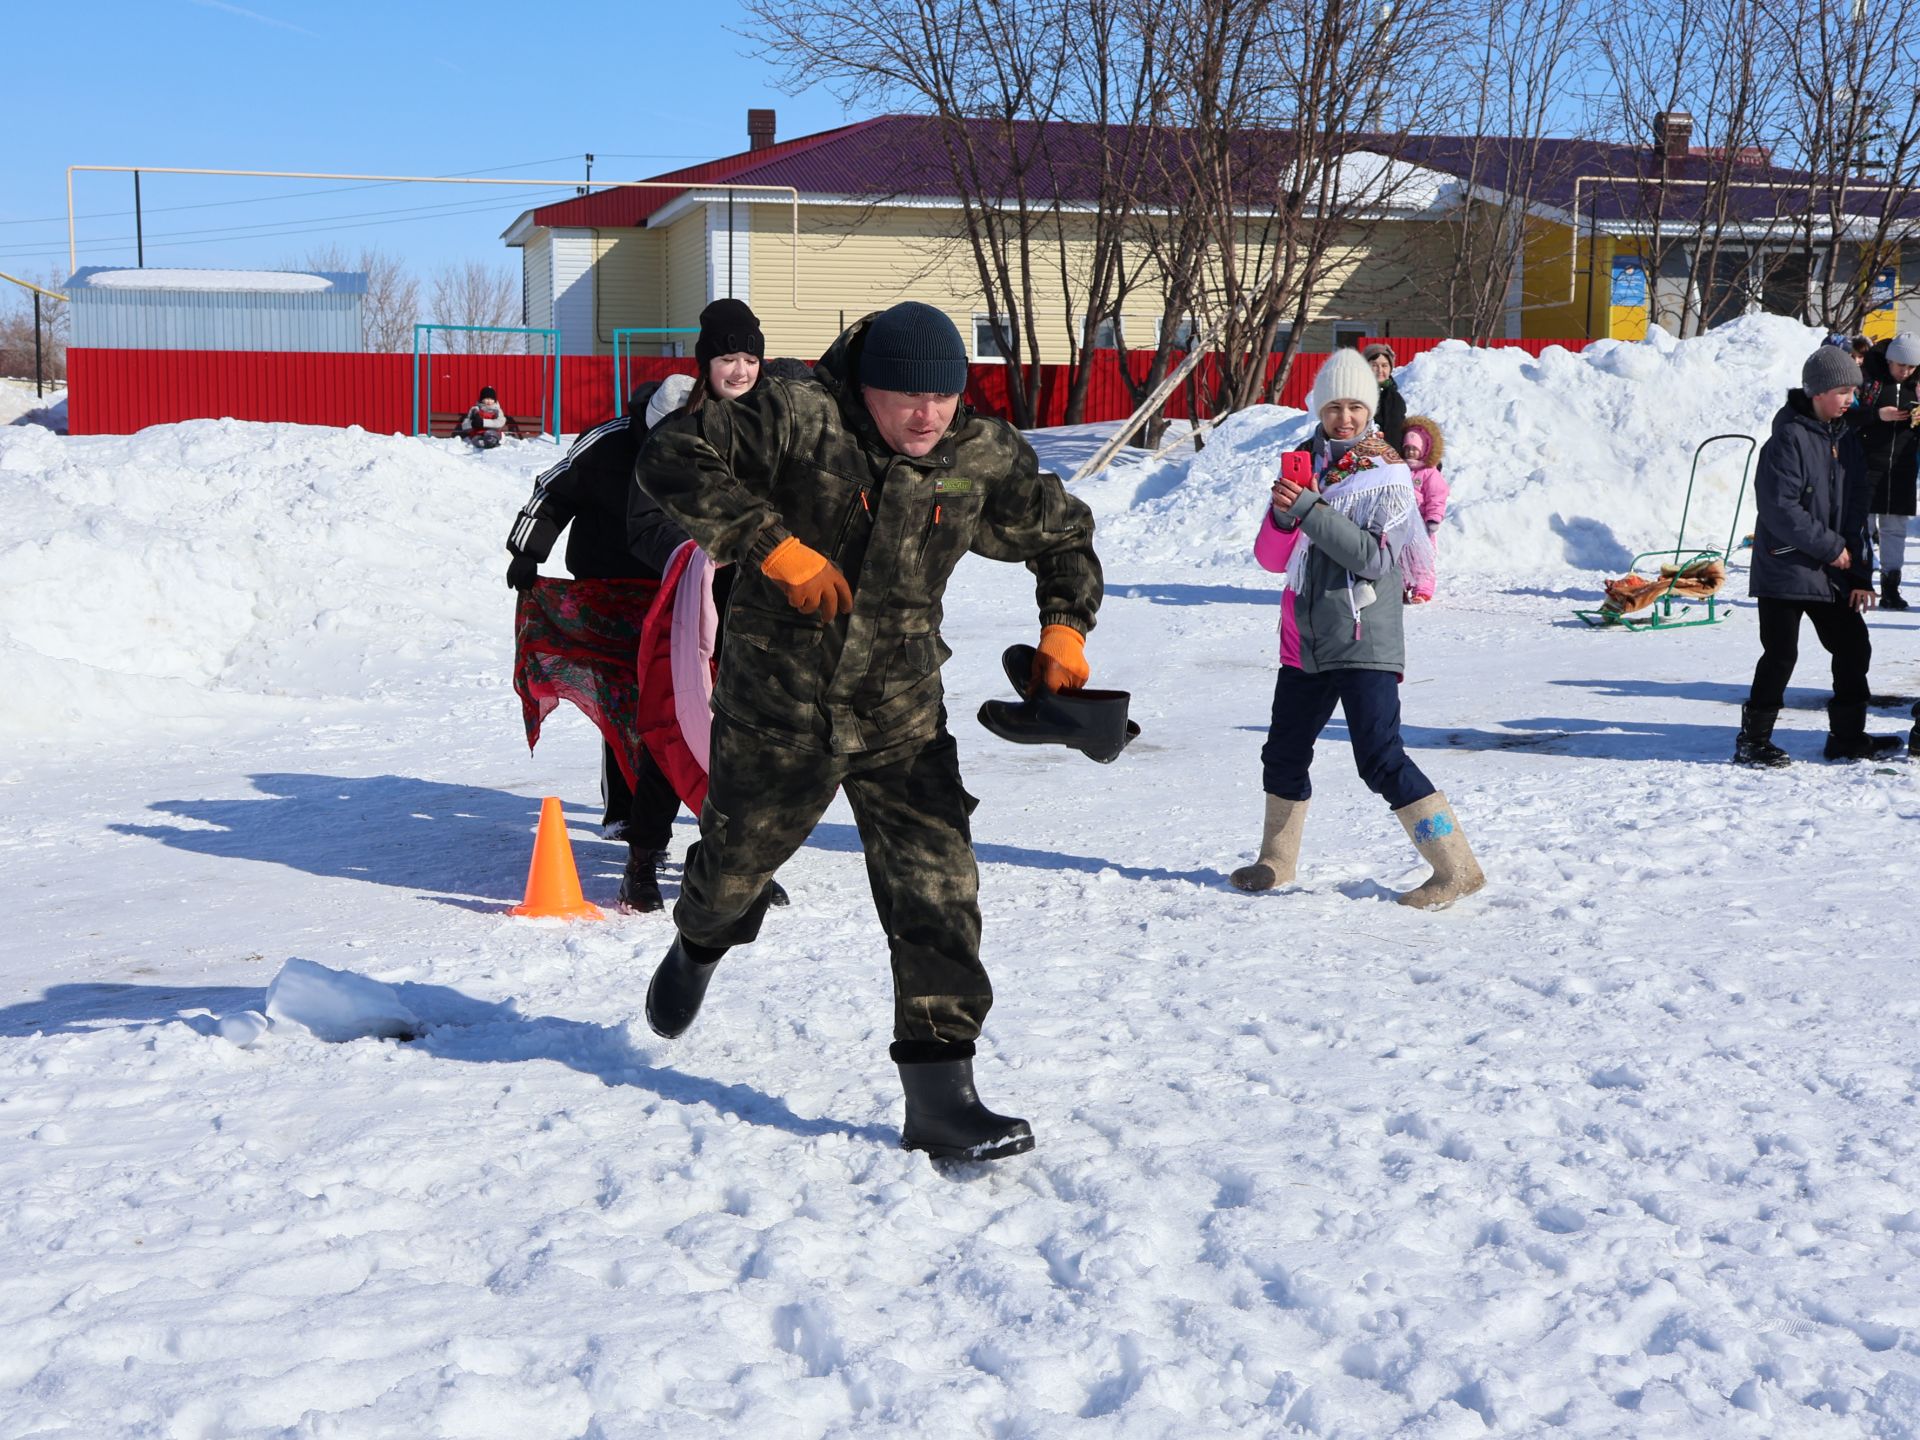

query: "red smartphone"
left=1280, top=451, right=1313, bottom=488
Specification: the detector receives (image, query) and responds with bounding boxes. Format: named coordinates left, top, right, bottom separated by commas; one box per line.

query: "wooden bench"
left=426, top=410, right=539, bottom=440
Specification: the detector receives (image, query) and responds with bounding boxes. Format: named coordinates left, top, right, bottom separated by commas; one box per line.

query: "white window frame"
left=972, top=311, right=1015, bottom=363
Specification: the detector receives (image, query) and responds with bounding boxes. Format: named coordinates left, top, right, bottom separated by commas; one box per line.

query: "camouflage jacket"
left=637, top=315, right=1102, bottom=753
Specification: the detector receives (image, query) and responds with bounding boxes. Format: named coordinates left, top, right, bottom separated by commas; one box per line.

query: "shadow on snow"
left=0, top=979, right=893, bottom=1144
left=108, top=772, right=622, bottom=906
left=109, top=772, right=1226, bottom=895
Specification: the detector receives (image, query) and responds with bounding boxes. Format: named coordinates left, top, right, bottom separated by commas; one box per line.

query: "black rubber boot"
left=1732, top=704, right=1791, bottom=768
left=644, top=934, right=727, bottom=1038
left=1883, top=568, right=1910, bottom=611
left=894, top=1043, right=1034, bottom=1161
left=618, top=847, right=667, bottom=914
left=1823, top=701, right=1905, bottom=762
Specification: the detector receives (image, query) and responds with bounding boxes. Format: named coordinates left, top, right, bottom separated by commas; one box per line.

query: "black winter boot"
left=1883, top=568, right=1910, bottom=611
left=644, top=934, right=728, bottom=1038
left=618, top=847, right=667, bottom=913
left=1732, top=704, right=1791, bottom=768
left=1823, top=701, right=1905, bottom=762
left=894, top=1042, right=1034, bottom=1161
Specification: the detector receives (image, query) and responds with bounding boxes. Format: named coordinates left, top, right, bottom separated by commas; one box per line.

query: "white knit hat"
left=1310, top=348, right=1380, bottom=421
left=1889, top=332, right=1920, bottom=367
left=644, top=373, right=696, bottom=429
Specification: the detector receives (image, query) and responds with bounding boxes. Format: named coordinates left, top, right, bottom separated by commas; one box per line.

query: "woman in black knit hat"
left=689, top=298, right=765, bottom=408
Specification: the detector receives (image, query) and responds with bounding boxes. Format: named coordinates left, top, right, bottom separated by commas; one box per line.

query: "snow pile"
left=1076, top=314, right=1823, bottom=582
left=264, top=957, right=420, bottom=1042
left=0, top=379, right=65, bottom=431
left=0, top=419, right=549, bottom=736
left=83, top=267, right=337, bottom=292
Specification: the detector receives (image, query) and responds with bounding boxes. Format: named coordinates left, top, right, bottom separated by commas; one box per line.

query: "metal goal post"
left=612, top=327, right=700, bottom=416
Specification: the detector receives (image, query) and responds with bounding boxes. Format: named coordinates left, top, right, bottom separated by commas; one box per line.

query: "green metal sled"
left=1573, top=432, right=1757, bottom=631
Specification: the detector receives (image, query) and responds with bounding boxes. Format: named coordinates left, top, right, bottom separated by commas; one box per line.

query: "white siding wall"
left=707, top=201, right=750, bottom=303
left=523, top=232, right=554, bottom=333
left=551, top=229, right=597, bottom=355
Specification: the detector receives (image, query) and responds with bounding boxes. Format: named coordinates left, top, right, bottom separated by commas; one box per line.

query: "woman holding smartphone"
left=1229, top=348, right=1482, bottom=910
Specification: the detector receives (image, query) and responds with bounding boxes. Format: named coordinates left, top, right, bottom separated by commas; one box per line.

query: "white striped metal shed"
left=65, top=267, right=367, bottom=352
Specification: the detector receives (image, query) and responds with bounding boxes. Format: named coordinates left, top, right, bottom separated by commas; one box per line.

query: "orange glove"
left=1031, top=624, right=1090, bottom=694
left=762, top=536, right=854, bottom=621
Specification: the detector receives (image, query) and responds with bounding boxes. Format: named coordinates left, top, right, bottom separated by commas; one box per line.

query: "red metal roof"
left=523, top=114, right=1898, bottom=234
left=528, top=119, right=890, bottom=229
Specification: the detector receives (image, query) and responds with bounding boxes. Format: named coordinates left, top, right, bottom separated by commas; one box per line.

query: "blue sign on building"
left=1610, top=256, right=1649, bottom=309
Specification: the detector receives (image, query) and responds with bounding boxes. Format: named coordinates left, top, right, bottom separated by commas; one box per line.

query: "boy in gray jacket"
left=1734, top=345, right=1903, bottom=766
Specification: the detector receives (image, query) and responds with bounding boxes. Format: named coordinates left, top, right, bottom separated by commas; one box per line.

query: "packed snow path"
left=6, top=323, right=1920, bottom=1436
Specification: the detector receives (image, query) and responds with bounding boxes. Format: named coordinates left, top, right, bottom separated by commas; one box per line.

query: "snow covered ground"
left=1, top=377, right=67, bottom=431
left=4, top=321, right=1920, bottom=1438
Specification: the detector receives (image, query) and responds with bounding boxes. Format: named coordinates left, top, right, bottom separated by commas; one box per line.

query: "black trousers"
left=1747, top=598, right=1871, bottom=714
left=602, top=742, right=683, bottom=851
left=1260, top=666, right=1436, bottom=810
left=674, top=715, right=991, bottom=1045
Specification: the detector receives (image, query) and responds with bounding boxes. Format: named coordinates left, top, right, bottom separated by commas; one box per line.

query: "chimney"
left=748, top=109, right=776, bottom=152
left=1653, top=109, right=1694, bottom=161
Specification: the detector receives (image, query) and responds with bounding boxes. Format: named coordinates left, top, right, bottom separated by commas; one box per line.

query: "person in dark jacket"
left=635, top=301, right=1104, bottom=1163
left=1848, top=332, right=1920, bottom=609
left=506, top=375, right=699, bottom=911
left=1362, top=343, right=1407, bottom=450
left=456, top=386, right=514, bottom=448
left=1734, top=345, right=1903, bottom=766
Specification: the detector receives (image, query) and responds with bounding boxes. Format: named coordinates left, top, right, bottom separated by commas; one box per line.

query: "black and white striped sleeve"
left=505, top=415, right=628, bottom=560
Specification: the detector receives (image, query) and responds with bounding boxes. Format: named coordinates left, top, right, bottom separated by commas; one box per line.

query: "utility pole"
left=577, top=153, right=595, bottom=197
left=33, top=291, right=43, bottom=398
left=134, top=170, right=144, bottom=266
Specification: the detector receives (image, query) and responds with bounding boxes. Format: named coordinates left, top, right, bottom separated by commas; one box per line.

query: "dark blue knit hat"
left=859, top=302, right=968, bottom=394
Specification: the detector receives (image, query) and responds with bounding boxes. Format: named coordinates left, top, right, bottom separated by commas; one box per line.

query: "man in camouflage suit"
left=635, top=301, right=1103, bottom=1161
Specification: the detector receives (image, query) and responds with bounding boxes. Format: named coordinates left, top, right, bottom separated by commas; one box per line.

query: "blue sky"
left=2, top=1, right=859, bottom=283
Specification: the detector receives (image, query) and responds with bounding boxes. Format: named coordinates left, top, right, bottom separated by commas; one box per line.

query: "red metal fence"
left=67, top=338, right=1591, bottom=437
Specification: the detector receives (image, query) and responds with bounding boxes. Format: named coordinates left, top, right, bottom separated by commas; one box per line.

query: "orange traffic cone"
left=508, top=797, right=604, bottom=920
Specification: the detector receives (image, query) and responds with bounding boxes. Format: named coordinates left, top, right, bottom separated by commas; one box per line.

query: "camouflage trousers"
left=674, top=713, right=992, bottom=1044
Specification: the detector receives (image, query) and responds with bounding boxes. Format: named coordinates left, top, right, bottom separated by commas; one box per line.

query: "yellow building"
left=503, top=112, right=1915, bottom=359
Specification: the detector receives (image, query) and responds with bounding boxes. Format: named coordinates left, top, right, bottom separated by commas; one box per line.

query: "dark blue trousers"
left=1261, top=666, right=1435, bottom=809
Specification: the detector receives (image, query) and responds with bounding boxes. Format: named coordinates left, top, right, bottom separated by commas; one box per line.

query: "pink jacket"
left=1253, top=509, right=1305, bottom=668
left=1410, top=465, right=1449, bottom=531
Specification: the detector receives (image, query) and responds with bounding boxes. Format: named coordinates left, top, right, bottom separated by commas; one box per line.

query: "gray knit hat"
left=1803, top=345, right=1863, bottom=394
left=1889, top=332, right=1920, bottom=367
left=859, top=302, right=969, bottom=394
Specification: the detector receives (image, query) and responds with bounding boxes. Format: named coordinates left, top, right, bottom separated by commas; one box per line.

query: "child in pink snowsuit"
left=1399, top=415, right=1449, bottom=602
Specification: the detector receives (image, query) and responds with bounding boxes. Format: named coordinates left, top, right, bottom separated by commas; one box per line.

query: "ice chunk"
left=265, top=958, right=420, bottom=1043
left=218, top=1010, right=273, bottom=1049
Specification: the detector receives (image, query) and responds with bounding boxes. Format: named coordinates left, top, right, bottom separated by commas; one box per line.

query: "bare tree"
left=1416, top=0, right=1596, bottom=338
left=428, top=260, right=523, bottom=352
left=1771, top=0, right=1920, bottom=334
left=1590, top=0, right=1801, bottom=336
left=295, top=244, right=421, bottom=353
left=1161, top=0, right=1462, bottom=414
left=1042, top=0, right=1178, bottom=428
left=746, top=0, right=1083, bottom=426
left=0, top=270, right=70, bottom=385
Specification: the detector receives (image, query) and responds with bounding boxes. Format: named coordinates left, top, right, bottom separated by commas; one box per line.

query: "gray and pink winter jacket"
left=1254, top=445, right=1408, bottom=675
